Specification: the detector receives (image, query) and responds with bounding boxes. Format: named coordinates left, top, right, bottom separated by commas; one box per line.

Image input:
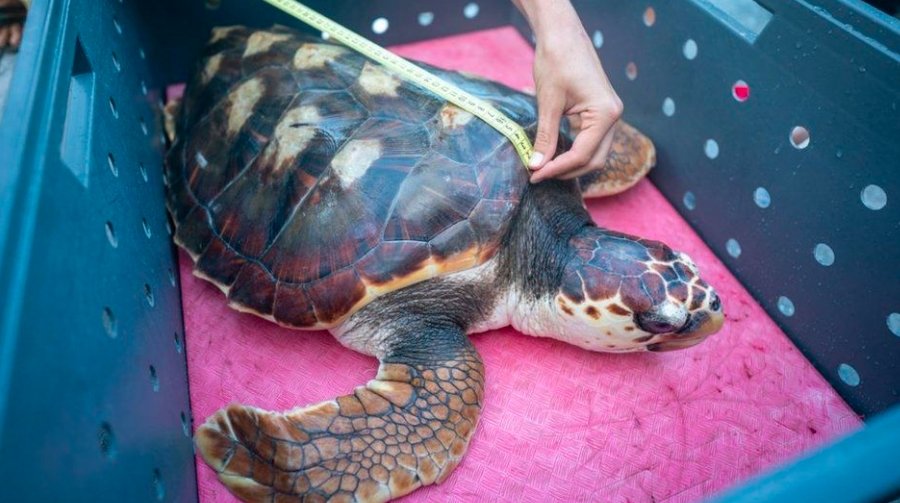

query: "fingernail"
left=528, top=152, right=544, bottom=169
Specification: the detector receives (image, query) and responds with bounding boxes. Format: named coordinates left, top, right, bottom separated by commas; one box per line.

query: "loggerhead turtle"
left=165, top=26, right=724, bottom=503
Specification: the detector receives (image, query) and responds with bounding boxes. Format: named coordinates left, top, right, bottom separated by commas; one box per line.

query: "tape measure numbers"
left=260, top=0, right=535, bottom=167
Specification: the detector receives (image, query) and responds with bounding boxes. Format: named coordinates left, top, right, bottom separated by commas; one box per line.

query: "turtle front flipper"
left=578, top=121, right=656, bottom=198
left=195, top=330, right=484, bottom=503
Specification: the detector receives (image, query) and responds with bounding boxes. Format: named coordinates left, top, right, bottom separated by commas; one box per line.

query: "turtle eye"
left=634, top=301, right=689, bottom=334
left=636, top=316, right=678, bottom=334
left=709, top=292, right=721, bottom=312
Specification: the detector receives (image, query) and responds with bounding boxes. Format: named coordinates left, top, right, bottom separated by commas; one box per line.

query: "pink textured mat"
left=180, top=27, right=861, bottom=502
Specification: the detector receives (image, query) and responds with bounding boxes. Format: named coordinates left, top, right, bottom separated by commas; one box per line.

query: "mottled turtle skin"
left=166, top=26, right=723, bottom=503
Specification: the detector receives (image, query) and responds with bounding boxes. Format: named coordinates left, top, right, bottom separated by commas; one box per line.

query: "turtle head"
left=551, top=228, right=723, bottom=352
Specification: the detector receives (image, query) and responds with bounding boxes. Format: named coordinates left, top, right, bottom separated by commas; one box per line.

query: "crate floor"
left=179, top=26, right=860, bottom=503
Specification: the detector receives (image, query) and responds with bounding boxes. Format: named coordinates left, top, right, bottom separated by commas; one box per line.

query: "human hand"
left=0, top=0, right=26, bottom=49
left=515, top=0, right=623, bottom=183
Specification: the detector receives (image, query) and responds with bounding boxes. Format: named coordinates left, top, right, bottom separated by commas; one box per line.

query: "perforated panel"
left=0, top=0, right=196, bottom=500
left=515, top=0, right=900, bottom=416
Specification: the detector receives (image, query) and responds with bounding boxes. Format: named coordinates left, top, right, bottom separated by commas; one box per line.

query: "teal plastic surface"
left=0, top=0, right=195, bottom=500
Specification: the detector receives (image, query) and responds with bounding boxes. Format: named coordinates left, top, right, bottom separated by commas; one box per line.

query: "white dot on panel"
left=683, top=191, right=696, bottom=210
left=813, top=243, right=834, bottom=266
left=418, top=12, right=434, bottom=26
left=626, top=62, right=638, bottom=80
left=860, top=184, right=887, bottom=210
left=371, top=18, right=389, bottom=35
left=683, top=39, right=697, bottom=60
left=887, top=313, right=900, bottom=337
left=704, top=139, right=719, bottom=159
left=753, top=187, right=771, bottom=208
left=790, top=126, right=810, bottom=149
left=662, top=97, right=675, bottom=117
left=464, top=3, right=480, bottom=19
left=592, top=30, right=604, bottom=48
left=837, top=363, right=860, bottom=387
left=777, top=296, right=795, bottom=317
left=643, top=7, right=656, bottom=27
left=726, top=238, right=741, bottom=258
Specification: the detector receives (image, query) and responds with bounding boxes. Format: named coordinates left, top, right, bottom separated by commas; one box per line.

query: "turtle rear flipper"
left=579, top=120, right=656, bottom=198
left=195, top=329, right=484, bottom=503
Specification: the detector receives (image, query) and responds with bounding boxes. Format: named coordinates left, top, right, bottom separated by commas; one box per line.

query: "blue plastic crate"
left=1, top=0, right=897, bottom=501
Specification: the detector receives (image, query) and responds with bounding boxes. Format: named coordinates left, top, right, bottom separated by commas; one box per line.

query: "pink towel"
left=180, top=26, right=860, bottom=502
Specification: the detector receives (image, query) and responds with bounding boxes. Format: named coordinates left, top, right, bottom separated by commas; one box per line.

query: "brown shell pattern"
left=165, top=26, right=539, bottom=329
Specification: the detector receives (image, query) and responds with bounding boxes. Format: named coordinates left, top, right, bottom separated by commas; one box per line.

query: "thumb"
left=530, top=90, right=563, bottom=169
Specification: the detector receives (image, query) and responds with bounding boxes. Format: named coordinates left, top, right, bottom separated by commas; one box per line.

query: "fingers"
left=530, top=99, right=622, bottom=183
left=560, top=130, right=615, bottom=180
left=531, top=121, right=604, bottom=182
left=529, top=87, right=564, bottom=170
left=0, top=27, right=9, bottom=48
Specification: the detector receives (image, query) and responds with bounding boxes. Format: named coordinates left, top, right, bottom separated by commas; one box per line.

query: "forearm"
left=512, top=0, right=587, bottom=44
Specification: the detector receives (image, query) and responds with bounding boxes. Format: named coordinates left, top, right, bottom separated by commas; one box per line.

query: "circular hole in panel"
left=726, top=238, right=742, bottom=258
left=683, top=191, right=696, bottom=211
left=181, top=411, right=190, bottom=437
left=111, top=52, right=121, bottom=72
left=753, top=187, right=771, bottom=208
left=662, top=97, right=675, bottom=117
left=732, top=80, right=750, bottom=102
left=592, top=30, right=604, bottom=48
left=888, top=313, right=900, bottom=337
left=463, top=3, right=480, bottom=19
left=813, top=243, right=835, bottom=266
left=777, top=296, right=795, bottom=317
left=102, top=307, right=118, bottom=338
left=140, top=117, right=148, bottom=135
left=417, top=12, right=434, bottom=26
left=837, top=363, right=860, bottom=387
left=174, top=331, right=183, bottom=353
left=704, top=139, right=719, bottom=159
left=168, top=268, right=177, bottom=287
left=153, top=469, right=166, bottom=501
left=109, top=97, right=118, bottom=118
left=790, top=126, right=810, bottom=149
left=142, top=218, right=152, bottom=238
left=683, top=39, right=697, bottom=60
left=371, top=17, right=389, bottom=35
left=98, top=422, right=117, bottom=459
left=107, top=153, right=118, bottom=176
left=144, top=283, right=155, bottom=307
left=105, top=221, right=118, bottom=248
left=643, top=6, right=656, bottom=26
left=625, top=62, right=638, bottom=80
left=860, top=184, right=887, bottom=210
left=113, top=17, right=122, bottom=35
left=139, top=162, right=148, bottom=182
left=205, top=0, right=221, bottom=9
left=149, top=365, right=160, bottom=392
left=141, top=80, right=148, bottom=96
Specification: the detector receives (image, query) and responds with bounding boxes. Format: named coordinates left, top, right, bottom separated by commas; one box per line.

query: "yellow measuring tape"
left=260, top=0, right=535, bottom=167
